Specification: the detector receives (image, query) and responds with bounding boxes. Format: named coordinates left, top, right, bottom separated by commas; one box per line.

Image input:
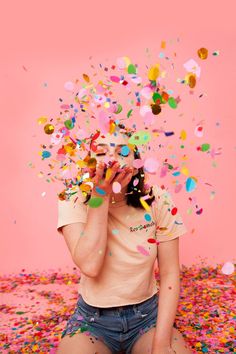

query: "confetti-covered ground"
left=0, top=262, right=235, bottom=353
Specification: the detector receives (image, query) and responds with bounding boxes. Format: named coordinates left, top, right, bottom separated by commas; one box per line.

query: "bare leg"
left=56, top=331, right=112, bottom=354
left=170, top=328, right=193, bottom=354
left=131, top=327, right=193, bottom=354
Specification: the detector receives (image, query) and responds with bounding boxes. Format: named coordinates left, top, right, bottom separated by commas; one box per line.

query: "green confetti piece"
left=150, top=80, right=157, bottom=87
left=114, top=104, right=122, bottom=114
left=128, top=130, right=151, bottom=145
left=88, top=197, right=104, bottom=208
left=201, top=143, right=210, bottom=152
left=152, top=92, right=162, bottom=103
left=127, top=109, right=133, bottom=118
left=127, top=64, right=136, bottom=74
left=67, top=191, right=78, bottom=197
left=64, top=119, right=74, bottom=129
left=168, top=97, right=178, bottom=109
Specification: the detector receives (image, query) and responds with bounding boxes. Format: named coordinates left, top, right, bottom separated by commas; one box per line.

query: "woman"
left=56, top=128, right=193, bottom=354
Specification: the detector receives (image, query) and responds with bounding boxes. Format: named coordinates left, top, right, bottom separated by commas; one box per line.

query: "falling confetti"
left=32, top=47, right=221, bottom=227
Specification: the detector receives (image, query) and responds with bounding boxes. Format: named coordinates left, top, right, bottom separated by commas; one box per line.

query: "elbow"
left=72, top=257, right=99, bottom=278
left=81, top=266, right=99, bottom=278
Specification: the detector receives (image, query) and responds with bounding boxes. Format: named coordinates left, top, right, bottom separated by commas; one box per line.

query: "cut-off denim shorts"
left=61, top=292, right=163, bottom=354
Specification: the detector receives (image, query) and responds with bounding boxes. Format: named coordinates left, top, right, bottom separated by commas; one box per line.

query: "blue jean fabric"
left=61, top=293, right=162, bottom=353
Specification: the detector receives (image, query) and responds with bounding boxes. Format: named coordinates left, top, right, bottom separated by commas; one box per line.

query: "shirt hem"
left=78, top=288, right=158, bottom=308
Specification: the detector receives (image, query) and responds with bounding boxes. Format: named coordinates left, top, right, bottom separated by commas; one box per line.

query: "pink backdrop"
left=1, top=0, right=235, bottom=273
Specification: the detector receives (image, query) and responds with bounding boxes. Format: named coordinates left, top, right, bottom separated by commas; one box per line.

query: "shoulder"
left=150, top=183, right=163, bottom=200
left=151, top=184, right=172, bottom=199
left=149, top=184, right=176, bottom=212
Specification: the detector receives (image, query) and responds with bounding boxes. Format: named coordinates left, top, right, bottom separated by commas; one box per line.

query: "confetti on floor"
left=0, top=262, right=235, bottom=353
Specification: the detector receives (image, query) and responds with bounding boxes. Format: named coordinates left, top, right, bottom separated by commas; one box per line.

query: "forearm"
left=153, top=272, right=180, bottom=347
left=73, top=193, right=110, bottom=276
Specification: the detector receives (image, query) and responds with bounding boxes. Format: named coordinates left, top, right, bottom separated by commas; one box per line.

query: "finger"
left=106, top=162, right=120, bottom=182
left=88, top=166, right=96, bottom=178
left=113, top=169, right=132, bottom=186
left=119, top=170, right=133, bottom=185
left=93, top=162, right=105, bottom=185
left=113, top=167, right=130, bottom=183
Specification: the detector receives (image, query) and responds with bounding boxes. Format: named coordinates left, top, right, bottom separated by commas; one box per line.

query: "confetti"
left=112, top=181, right=121, bottom=194
left=144, top=157, right=159, bottom=173
left=197, top=47, right=208, bottom=60
left=33, top=49, right=221, bottom=227
left=186, top=177, right=197, bottom=192
left=88, top=197, right=103, bottom=208
left=121, top=145, right=130, bottom=156
left=136, top=245, right=150, bottom=256
left=139, top=197, right=150, bottom=211
left=44, top=124, right=54, bottom=135
left=0, top=264, right=234, bottom=352
left=221, top=262, right=234, bottom=275
left=144, top=213, right=152, bottom=222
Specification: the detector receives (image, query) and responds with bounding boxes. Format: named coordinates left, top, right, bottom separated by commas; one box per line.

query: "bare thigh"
left=56, top=331, right=112, bottom=354
left=131, top=327, right=193, bottom=354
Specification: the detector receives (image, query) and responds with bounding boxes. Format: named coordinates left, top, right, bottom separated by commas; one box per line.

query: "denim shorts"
left=61, top=293, right=160, bottom=354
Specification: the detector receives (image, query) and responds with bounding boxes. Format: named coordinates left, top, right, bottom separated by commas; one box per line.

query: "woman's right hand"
left=89, top=161, right=134, bottom=197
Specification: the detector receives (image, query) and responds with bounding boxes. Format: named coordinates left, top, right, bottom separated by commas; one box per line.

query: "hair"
left=123, top=146, right=156, bottom=208
left=79, top=126, right=156, bottom=209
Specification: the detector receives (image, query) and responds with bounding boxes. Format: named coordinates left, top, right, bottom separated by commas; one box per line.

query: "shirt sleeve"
left=151, top=184, right=188, bottom=242
left=57, top=186, right=88, bottom=235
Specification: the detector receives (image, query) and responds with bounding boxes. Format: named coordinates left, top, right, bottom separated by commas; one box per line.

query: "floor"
left=0, top=262, right=235, bottom=353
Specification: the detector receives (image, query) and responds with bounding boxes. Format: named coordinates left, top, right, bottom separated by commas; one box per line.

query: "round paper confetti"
left=144, top=213, right=152, bottom=222
left=112, top=181, right=121, bottom=194
left=88, top=197, right=103, bottom=208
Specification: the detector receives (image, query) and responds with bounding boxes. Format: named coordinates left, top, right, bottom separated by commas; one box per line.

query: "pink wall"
left=1, top=0, right=235, bottom=273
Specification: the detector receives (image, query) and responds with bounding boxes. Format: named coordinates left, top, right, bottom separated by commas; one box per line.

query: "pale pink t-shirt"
left=57, top=184, right=188, bottom=307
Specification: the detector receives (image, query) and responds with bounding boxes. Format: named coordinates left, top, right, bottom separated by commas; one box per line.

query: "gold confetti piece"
left=181, top=166, right=189, bottom=176
left=80, top=183, right=91, bottom=193
left=64, top=143, right=76, bottom=155
left=76, top=160, right=87, bottom=168
left=197, top=47, right=208, bottom=60
left=151, top=104, right=161, bottom=115
left=159, top=227, right=168, bottom=231
left=109, top=122, right=116, bottom=134
left=161, top=41, right=166, bottom=49
left=185, top=73, right=196, bottom=88
left=180, top=130, right=187, bottom=140
left=83, top=74, right=90, bottom=82
left=37, top=116, right=47, bottom=125
left=148, top=64, right=160, bottom=81
left=44, top=124, right=54, bottom=134
left=140, top=197, right=150, bottom=211
left=87, top=158, right=97, bottom=168
left=105, top=167, right=112, bottom=180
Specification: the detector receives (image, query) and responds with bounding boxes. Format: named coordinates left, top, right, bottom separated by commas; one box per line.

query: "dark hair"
left=80, top=130, right=156, bottom=209
left=125, top=146, right=156, bottom=208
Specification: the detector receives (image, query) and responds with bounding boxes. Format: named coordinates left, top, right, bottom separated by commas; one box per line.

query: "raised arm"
left=60, top=161, right=133, bottom=278
left=71, top=190, right=110, bottom=277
